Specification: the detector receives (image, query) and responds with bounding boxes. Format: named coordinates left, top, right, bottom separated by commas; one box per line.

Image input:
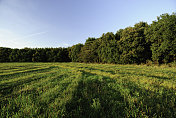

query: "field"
left=0, top=63, right=176, bottom=117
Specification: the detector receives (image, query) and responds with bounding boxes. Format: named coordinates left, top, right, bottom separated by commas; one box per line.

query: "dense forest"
left=0, top=13, right=176, bottom=64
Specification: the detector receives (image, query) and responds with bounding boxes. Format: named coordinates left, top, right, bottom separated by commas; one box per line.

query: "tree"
left=79, top=37, right=96, bottom=63
left=9, top=49, right=19, bottom=62
left=145, top=13, right=176, bottom=63
left=69, top=43, right=83, bottom=62
left=98, top=32, right=120, bottom=63
left=0, top=47, right=11, bottom=62
left=32, top=51, right=42, bottom=62
left=115, top=29, right=123, bottom=41
left=59, top=48, right=71, bottom=62
left=118, top=22, right=151, bottom=64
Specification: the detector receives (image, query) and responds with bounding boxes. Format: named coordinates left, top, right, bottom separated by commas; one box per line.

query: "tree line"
left=0, top=47, right=70, bottom=62
left=0, top=13, right=176, bottom=64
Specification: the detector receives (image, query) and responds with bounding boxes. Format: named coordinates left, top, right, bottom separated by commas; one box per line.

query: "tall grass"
left=0, top=63, right=176, bottom=117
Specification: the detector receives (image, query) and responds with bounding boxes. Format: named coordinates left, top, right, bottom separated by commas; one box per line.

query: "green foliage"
left=79, top=37, right=97, bottom=63
left=0, top=47, right=71, bottom=62
left=69, top=43, right=83, bottom=62
left=115, top=29, right=123, bottom=40
left=9, top=49, right=20, bottom=62
left=119, top=22, right=151, bottom=64
left=32, top=51, right=42, bottom=62
left=0, top=47, right=11, bottom=62
left=145, top=13, right=176, bottom=63
left=98, top=32, right=120, bottom=63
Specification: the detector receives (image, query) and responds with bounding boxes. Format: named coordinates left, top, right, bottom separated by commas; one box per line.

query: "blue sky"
left=0, top=0, right=175, bottom=48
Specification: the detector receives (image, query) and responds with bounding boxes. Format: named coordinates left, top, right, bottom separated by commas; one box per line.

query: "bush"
left=146, top=60, right=153, bottom=66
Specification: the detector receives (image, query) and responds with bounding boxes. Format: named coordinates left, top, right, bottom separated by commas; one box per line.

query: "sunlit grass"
left=0, top=63, right=176, bottom=117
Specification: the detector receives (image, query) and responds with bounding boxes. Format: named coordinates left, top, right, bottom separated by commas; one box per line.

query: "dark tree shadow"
left=63, top=71, right=126, bottom=118
left=63, top=70, right=176, bottom=118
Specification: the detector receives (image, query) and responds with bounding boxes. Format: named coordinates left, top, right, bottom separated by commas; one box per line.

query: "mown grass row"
left=0, top=63, right=83, bottom=117
left=58, top=63, right=176, bottom=117
left=0, top=63, right=50, bottom=74
left=0, top=63, right=176, bottom=117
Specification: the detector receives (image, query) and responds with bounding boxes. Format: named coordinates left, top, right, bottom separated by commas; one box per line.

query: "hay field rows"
left=0, top=63, right=176, bottom=117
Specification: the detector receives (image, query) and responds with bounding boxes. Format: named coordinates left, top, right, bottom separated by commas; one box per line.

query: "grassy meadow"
left=0, top=63, right=176, bottom=117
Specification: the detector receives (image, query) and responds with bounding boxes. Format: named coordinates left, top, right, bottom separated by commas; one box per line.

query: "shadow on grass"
left=63, top=70, right=176, bottom=118
left=77, top=65, right=173, bottom=80
left=0, top=73, right=72, bottom=118
left=0, top=66, right=55, bottom=80
left=63, top=71, right=126, bottom=118
left=0, top=76, right=44, bottom=97
left=119, top=71, right=171, bottom=80
left=122, top=79, right=176, bottom=117
left=0, top=66, right=56, bottom=97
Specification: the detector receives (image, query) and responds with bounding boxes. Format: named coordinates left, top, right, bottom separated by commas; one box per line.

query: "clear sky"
left=0, top=0, right=175, bottom=48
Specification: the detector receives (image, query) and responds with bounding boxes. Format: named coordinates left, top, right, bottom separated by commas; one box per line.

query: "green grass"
left=0, top=63, right=176, bottom=117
